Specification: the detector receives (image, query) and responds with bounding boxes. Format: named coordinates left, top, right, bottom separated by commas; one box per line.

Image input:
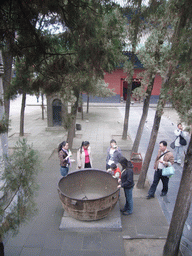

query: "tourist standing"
left=106, top=139, right=122, bottom=170
left=118, top=157, right=134, bottom=216
left=147, top=141, right=174, bottom=199
left=174, top=123, right=187, bottom=164
left=77, top=141, right=92, bottom=169
left=58, top=141, right=71, bottom=177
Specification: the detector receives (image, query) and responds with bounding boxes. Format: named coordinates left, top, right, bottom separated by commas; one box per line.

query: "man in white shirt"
left=174, top=123, right=187, bottom=164
left=147, top=141, right=174, bottom=199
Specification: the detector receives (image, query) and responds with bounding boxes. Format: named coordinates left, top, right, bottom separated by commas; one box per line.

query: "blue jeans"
left=148, top=169, right=169, bottom=196
left=174, top=146, right=183, bottom=163
left=60, top=166, right=69, bottom=177
left=123, top=187, right=133, bottom=214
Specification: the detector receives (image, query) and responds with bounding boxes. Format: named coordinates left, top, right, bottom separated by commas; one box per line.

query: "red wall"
left=104, top=69, right=126, bottom=95
left=152, top=74, right=162, bottom=95
left=104, top=69, right=162, bottom=96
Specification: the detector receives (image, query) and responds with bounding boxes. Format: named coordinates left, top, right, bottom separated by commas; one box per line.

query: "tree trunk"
left=0, top=52, right=6, bottom=253
left=20, top=93, right=26, bottom=137
left=67, top=90, right=79, bottom=149
left=81, top=103, right=84, bottom=120
left=136, top=59, right=173, bottom=189
left=122, top=0, right=141, bottom=140
left=0, top=52, right=8, bottom=163
left=162, top=4, right=191, bottom=253
left=131, top=27, right=163, bottom=154
left=122, top=82, right=132, bottom=140
left=0, top=50, right=7, bottom=196
left=2, top=36, right=14, bottom=121
left=136, top=96, right=165, bottom=188
left=41, top=94, right=44, bottom=120
left=81, top=93, right=83, bottom=120
left=1, top=40, right=13, bottom=164
left=131, top=75, right=155, bottom=153
left=67, top=113, right=76, bottom=150
left=163, top=134, right=192, bottom=256
left=0, top=235, right=4, bottom=256
left=87, top=94, right=89, bottom=113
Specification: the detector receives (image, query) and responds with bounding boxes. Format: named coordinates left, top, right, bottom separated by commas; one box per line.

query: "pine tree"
left=131, top=0, right=167, bottom=153
left=162, top=0, right=192, bottom=254
left=0, top=139, right=40, bottom=255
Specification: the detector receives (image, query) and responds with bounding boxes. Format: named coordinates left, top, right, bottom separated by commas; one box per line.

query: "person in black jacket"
left=118, top=157, right=134, bottom=215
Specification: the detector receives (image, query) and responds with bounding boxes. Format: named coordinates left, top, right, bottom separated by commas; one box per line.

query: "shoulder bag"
left=170, top=136, right=179, bottom=149
left=170, top=141, right=175, bottom=149
left=157, top=151, right=170, bottom=161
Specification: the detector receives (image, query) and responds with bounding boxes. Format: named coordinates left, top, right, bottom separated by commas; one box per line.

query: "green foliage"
left=31, top=3, right=126, bottom=98
left=7, top=58, right=34, bottom=100
left=167, top=69, right=192, bottom=125
left=1, top=0, right=126, bottom=105
left=158, top=0, right=192, bottom=125
left=134, top=0, right=192, bottom=126
left=132, top=86, right=147, bottom=102
left=123, top=60, right=134, bottom=83
left=0, top=116, right=9, bottom=134
left=0, top=139, right=40, bottom=237
left=91, top=79, right=115, bottom=98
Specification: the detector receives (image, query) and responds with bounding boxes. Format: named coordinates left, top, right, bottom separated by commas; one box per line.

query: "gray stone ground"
left=3, top=96, right=191, bottom=256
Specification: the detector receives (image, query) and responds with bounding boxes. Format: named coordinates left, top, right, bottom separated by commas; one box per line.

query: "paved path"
left=3, top=96, right=191, bottom=255
left=119, top=104, right=192, bottom=255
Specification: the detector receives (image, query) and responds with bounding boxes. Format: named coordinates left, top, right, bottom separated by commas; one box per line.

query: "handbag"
left=170, top=141, right=175, bottom=149
left=180, top=135, right=187, bottom=146
left=170, top=135, right=179, bottom=149
left=162, top=165, right=175, bottom=177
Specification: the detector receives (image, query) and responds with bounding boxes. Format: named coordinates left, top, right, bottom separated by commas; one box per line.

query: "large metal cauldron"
left=58, top=169, right=120, bottom=221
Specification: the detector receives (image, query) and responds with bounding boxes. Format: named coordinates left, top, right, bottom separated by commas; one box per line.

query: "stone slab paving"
left=118, top=104, right=192, bottom=255
left=4, top=96, right=178, bottom=256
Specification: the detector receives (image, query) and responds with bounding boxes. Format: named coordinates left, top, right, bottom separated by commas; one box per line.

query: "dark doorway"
left=132, top=79, right=141, bottom=91
left=123, top=81, right=128, bottom=101
left=123, top=79, right=141, bottom=101
left=52, top=99, right=62, bottom=126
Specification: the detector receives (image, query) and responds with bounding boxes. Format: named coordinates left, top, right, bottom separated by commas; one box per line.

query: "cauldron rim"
left=58, top=168, right=120, bottom=201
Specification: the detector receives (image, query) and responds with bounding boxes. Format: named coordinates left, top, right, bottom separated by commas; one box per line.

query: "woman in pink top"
left=77, top=141, right=92, bottom=169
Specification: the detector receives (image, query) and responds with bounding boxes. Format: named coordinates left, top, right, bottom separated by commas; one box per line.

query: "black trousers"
left=84, top=162, right=91, bottom=168
left=148, top=168, right=169, bottom=196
